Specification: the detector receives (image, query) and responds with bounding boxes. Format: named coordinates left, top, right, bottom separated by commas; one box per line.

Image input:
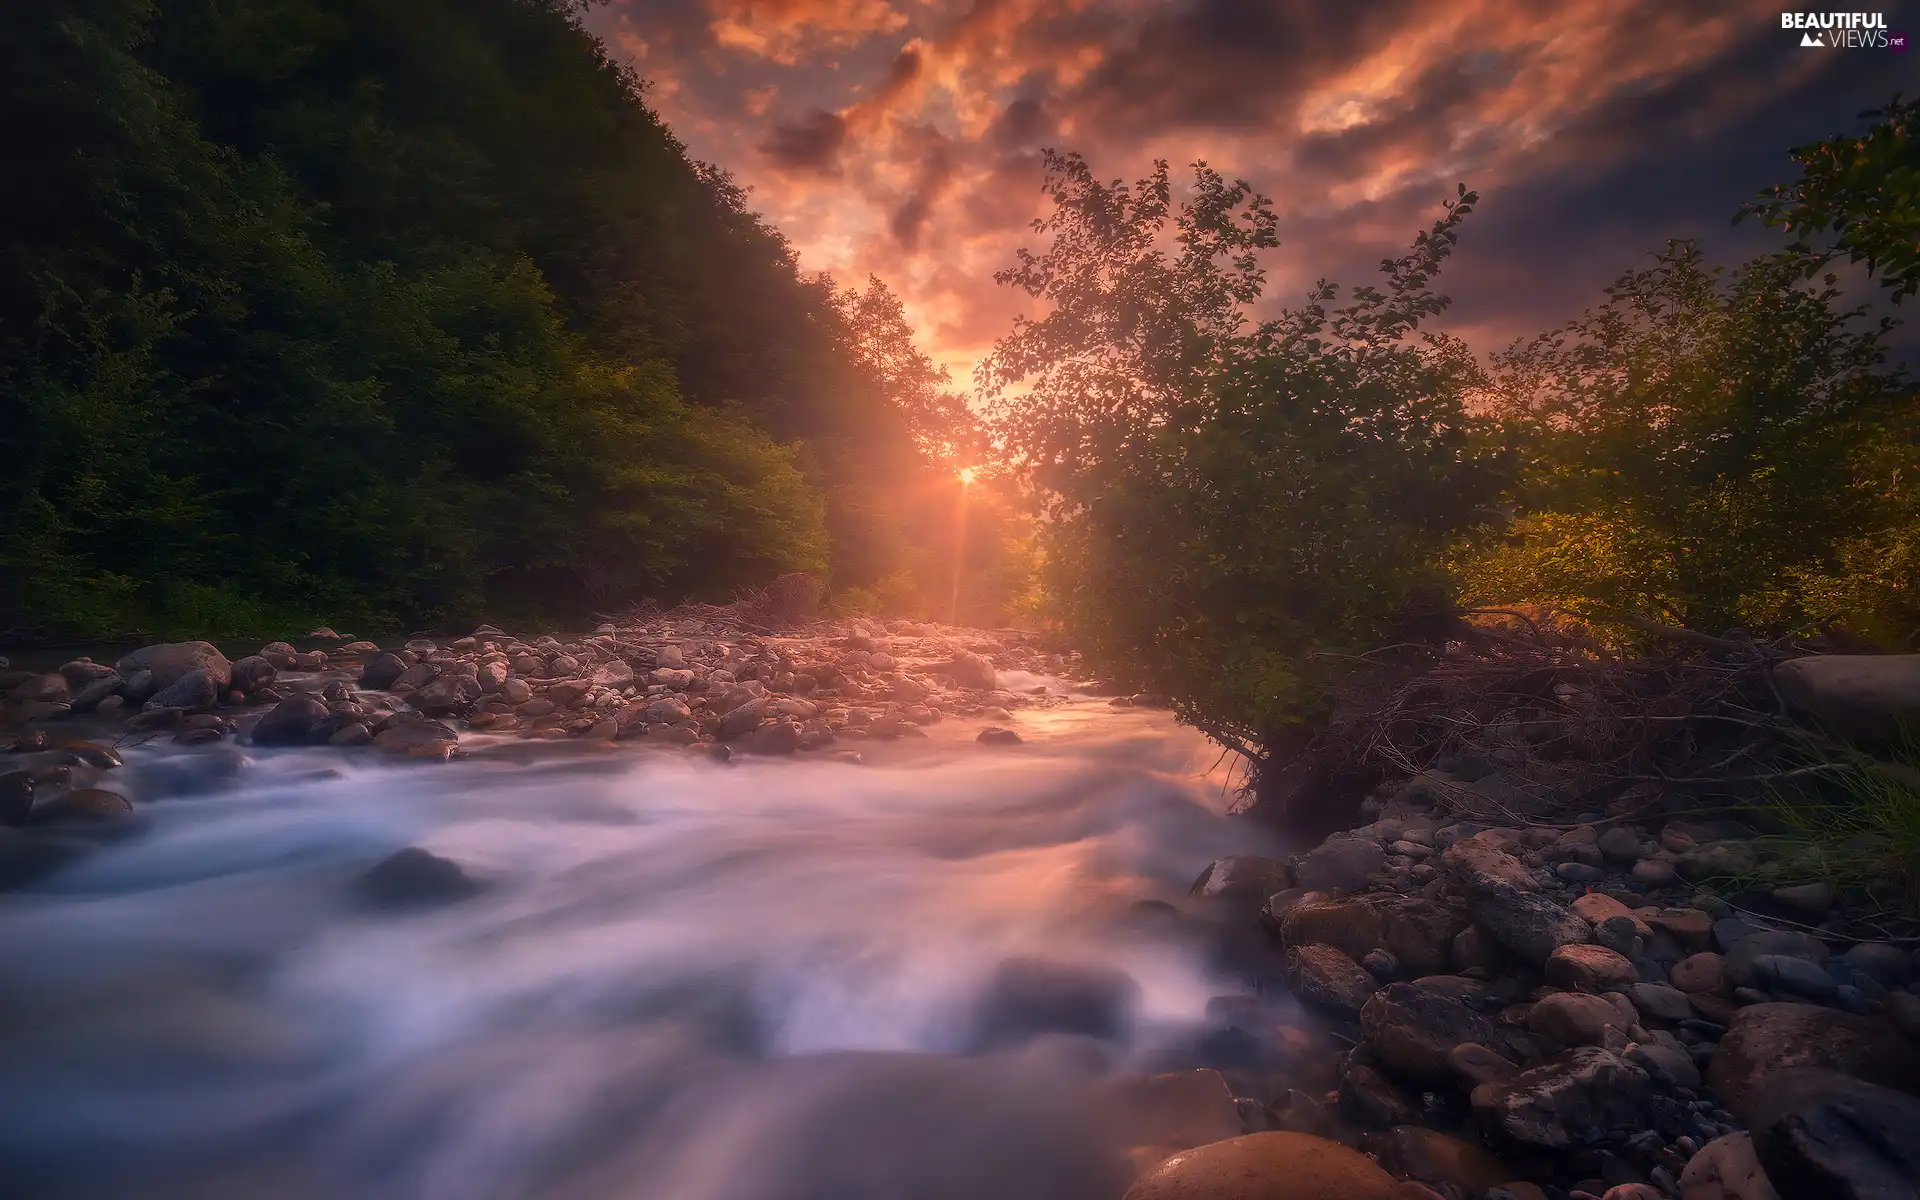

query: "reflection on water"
left=0, top=696, right=1285, bottom=1199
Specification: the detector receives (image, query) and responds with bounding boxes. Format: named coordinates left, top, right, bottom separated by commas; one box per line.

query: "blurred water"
left=0, top=698, right=1282, bottom=1199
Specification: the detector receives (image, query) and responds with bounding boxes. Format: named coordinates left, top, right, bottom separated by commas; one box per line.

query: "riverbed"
left=0, top=689, right=1295, bottom=1199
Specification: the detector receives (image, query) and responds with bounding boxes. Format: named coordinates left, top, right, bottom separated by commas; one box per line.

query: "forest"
left=5, top=0, right=1917, bottom=773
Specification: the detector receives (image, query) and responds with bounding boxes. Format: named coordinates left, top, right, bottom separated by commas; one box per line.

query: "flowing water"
left=0, top=686, right=1295, bottom=1199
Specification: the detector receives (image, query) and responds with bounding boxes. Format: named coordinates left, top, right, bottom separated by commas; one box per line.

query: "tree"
left=1740, top=94, right=1920, bottom=302
left=984, top=152, right=1503, bottom=757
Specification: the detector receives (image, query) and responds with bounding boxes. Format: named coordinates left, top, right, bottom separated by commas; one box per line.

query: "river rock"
left=8, top=673, right=70, bottom=705
left=978, top=727, right=1023, bottom=745
left=1364, top=1126, right=1511, bottom=1194
left=746, top=720, right=801, bottom=755
left=1746, top=1068, right=1920, bottom=1200
left=355, top=847, right=481, bottom=909
left=1285, top=944, right=1378, bottom=1017
left=392, top=662, right=438, bottom=692
left=1708, top=1003, right=1920, bottom=1123
left=1123, top=1131, right=1400, bottom=1200
left=500, top=678, right=532, bottom=704
left=230, top=655, right=277, bottom=693
left=1360, top=981, right=1502, bottom=1084
left=942, top=652, right=998, bottom=691
left=372, top=718, right=459, bottom=760
left=1627, top=982, right=1691, bottom=1022
left=1843, top=942, right=1913, bottom=988
left=1672, top=951, right=1727, bottom=995
left=592, top=660, right=634, bottom=688
left=116, top=641, right=231, bottom=690
left=1775, top=653, right=1920, bottom=744
left=1334, top=1064, right=1415, bottom=1129
left=67, top=674, right=123, bottom=712
left=360, top=653, right=408, bottom=690
left=29, top=788, right=134, bottom=826
left=717, top=699, right=767, bottom=740
left=1571, top=893, right=1651, bottom=938
left=1469, top=882, right=1592, bottom=966
left=1624, top=1035, right=1700, bottom=1088
left=1294, top=837, right=1386, bottom=892
left=1546, top=944, right=1638, bottom=993
left=1448, top=1042, right=1520, bottom=1088
left=1191, top=856, right=1292, bottom=909
left=252, top=694, right=330, bottom=745
left=1443, top=836, right=1538, bottom=892
left=892, top=676, right=931, bottom=704
left=1526, top=992, right=1631, bottom=1046
left=147, top=668, right=220, bottom=711
left=1470, top=1046, right=1651, bottom=1149
left=58, top=659, right=116, bottom=688
left=1281, top=897, right=1386, bottom=962
left=410, top=674, right=481, bottom=717
left=1723, top=929, right=1830, bottom=990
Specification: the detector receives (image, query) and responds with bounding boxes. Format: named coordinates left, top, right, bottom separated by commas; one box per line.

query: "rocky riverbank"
left=0, top=615, right=1101, bottom=878
left=1139, top=740, right=1920, bottom=1200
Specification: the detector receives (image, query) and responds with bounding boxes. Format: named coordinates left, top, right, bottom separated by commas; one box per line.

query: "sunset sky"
left=592, top=1, right=1916, bottom=382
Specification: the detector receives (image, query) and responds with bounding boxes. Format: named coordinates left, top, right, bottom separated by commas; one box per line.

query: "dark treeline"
left=2, top=0, right=1006, bottom=642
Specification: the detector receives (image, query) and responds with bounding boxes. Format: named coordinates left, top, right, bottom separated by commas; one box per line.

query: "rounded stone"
left=1546, top=944, right=1639, bottom=993
left=1123, top=1131, right=1401, bottom=1200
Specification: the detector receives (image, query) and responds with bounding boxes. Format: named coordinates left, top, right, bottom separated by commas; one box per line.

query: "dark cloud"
left=597, top=0, right=1918, bottom=376
left=759, top=109, right=849, bottom=173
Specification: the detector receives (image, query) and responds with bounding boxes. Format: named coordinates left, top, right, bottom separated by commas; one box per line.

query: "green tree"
left=984, top=152, right=1503, bottom=757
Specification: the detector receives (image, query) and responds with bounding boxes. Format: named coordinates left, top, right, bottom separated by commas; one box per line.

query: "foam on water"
left=0, top=697, right=1280, bottom=1199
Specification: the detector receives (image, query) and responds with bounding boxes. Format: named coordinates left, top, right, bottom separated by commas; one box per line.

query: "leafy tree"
left=985, top=152, right=1504, bottom=757
left=1741, top=95, right=1920, bottom=302
left=1468, top=243, right=1913, bottom=637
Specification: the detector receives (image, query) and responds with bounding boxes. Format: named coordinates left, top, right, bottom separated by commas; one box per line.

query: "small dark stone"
left=355, top=847, right=482, bottom=910
left=252, top=694, right=331, bottom=745
left=977, top=727, right=1023, bottom=745
left=359, top=652, right=409, bottom=690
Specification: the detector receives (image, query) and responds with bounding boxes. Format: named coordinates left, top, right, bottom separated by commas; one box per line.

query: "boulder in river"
left=1469, top=1046, right=1651, bottom=1148
left=372, top=718, right=460, bottom=760
left=230, top=655, right=277, bottom=693
left=252, top=695, right=330, bottom=745
left=146, top=668, right=220, bottom=712
left=28, top=788, right=134, bottom=826
left=1360, top=981, right=1503, bottom=1085
left=942, top=651, right=998, bottom=690
left=355, top=847, right=481, bottom=910
left=1122, top=1131, right=1401, bottom=1200
left=1284, top=944, right=1378, bottom=1017
left=116, top=641, right=231, bottom=690
left=1467, top=882, right=1591, bottom=966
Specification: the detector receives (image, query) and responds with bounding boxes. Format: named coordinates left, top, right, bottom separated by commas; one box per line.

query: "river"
left=0, top=682, right=1300, bottom=1199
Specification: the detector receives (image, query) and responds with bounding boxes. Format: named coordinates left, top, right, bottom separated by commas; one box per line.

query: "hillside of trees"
left=2, top=0, right=1018, bottom=643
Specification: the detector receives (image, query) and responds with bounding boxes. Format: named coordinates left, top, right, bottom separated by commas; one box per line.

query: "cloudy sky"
left=590, top=1, right=1916, bottom=382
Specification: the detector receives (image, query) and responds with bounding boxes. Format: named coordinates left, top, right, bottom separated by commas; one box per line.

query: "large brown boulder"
left=1707, top=1003, right=1920, bottom=1124
left=1123, top=1132, right=1400, bottom=1200
left=115, top=641, right=232, bottom=690
left=1281, top=898, right=1386, bottom=962
left=1280, top=895, right=1462, bottom=977
left=1285, top=944, right=1379, bottom=1017
left=1468, top=882, right=1592, bottom=966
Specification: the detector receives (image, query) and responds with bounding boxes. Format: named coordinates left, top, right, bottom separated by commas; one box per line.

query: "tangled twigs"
left=1300, top=610, right=1839, bottom=826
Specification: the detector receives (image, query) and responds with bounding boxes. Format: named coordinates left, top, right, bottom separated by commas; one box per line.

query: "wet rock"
left=1364, top=1126, right=1511, bottom=1195
left=1598, top=826, right=1644, bottom=862
left=1527, top=992, right=1631, bottom=1046
left=970, top=957, right=1141, bottom=1050
left=1470, top=1046, right=1651, bottom=1149
left=1645, top=907, right=1714, bottom=951
left=146, top=668, right=220, bottom=711
left=1442, top=836, right=1538, bottom=893
left=1547, top=944, right=1639, bottom=993
left=1631, top=860, right=1678, bottom=887
left=717, top=699, right=767, bottom=740
left=1748, top=954, right=1838, bottom=1002
left=942, top=651, right=998, bottom=690
left=977, top=727, right=1023, bottom=745
left=1191, top=857, right=1293, bottom=910
left=328, top=722, right=373, bottom=747
left=1628, top=983, right=1692, bottom=1022
left=360, top=653, right=409, bottom=690
left=1624, top=1036, right=1700, bottom=1088
left=1469, top=882, right=1592, bottom=966
left=372, top=719, right=459, bottom=760
left=392, top=662, right=438, bottom=692
left=1678, top=841, right=1759, bottom=882
left=68, top=674, right=123, bottom=713
left=1745, top=1069, right=1920, bottom=1200
left=29, top=788, right=134, bottom=826
left=0, top=771, right=33, bottom=826
left=354, top=847, right=481, bottom=909
left=1844, top=942, right=1913, bottom=989
left=1383, top=899, right=1467, bottom=977
left=252, top=695, right=330, bottom=745
left=230, top=655, right=277, bottom=693
left=1282, top=897, right=1387, bottom=962
left=1339, top=1064, right=1421, bottom=1129
left=1286, top=944, right=1379, bottom=1017
left=1448, top=1042, right=1520, bottom=1088
left=499, top=678, right=532, bottom=705
left=1295, top=836, right=1386, bottom=892
left=410, top=674, right=481, bottom=717
left=1677, top=1132, right=1778, bottom=1200
left=116, top=641, right=231, bottom=690
left=1707, top=1003, right=1920, bottom=1124
left=1122, top=1131, right=1400, bottom=1200
left=746, top=720, right=801, bottom=755
left=591, top=659, right=634, bottom=688
left=1361, top=981, right=1503, bottom=1085
left=1453, top=925, right=1504, bottom=974
left=1672, top=952, right=1727, bottom=995
left=1770, top=882, right=1833, bottom=918
left=1723, top=930, right=1829, bottom=991
left=1572, top=894, right=1651, bottom=938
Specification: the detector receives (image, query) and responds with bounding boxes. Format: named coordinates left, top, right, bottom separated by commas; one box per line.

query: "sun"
left=958, top=466, right=978, bottom=484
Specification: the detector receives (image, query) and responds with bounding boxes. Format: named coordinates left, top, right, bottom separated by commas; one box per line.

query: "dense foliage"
left=983, top=154, right=1506, bottom=755
left=1467, top=243, right=1915, bottom=639
left=0, top=0, right=970, bottom=641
